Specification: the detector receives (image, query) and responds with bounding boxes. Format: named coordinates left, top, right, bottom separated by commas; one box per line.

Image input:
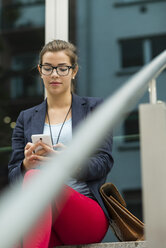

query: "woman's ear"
left=37, top=64, right=42, bottom=78
left=72, top=65, right=78, bottom=79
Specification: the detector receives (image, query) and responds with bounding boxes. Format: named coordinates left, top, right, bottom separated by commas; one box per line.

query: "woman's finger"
left=35, top=150, right=60, bottom=163
left=25, top=141, right=44, bottom=156
left=36, top=141, right=53, bottom=153
left=35, top=148, right=48, bottom=156
left=25, top=142, right=33, bottom=151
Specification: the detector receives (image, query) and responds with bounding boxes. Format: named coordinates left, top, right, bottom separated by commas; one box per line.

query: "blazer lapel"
left=72, top=94, right=88, bottom=131
left=31, top=100, right=47, bottom=136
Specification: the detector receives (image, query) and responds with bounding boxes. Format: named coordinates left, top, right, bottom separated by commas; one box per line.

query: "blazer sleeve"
left=73, top=98, right=114, bottom=181
left=8, top=111, right=26, bottom=183
left=74, top=134, right=113, bottom=181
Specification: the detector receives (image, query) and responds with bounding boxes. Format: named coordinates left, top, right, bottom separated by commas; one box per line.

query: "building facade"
left=75, top=0, right=166, bottom=241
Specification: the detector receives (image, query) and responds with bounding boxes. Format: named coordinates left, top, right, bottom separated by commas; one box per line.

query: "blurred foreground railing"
left=0, top=134, right=140, bottom=153
left=0, top=51, right=166, bottom=248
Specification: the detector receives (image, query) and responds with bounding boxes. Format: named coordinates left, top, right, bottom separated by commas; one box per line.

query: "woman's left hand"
left=35, top=142, right=67, bottom=162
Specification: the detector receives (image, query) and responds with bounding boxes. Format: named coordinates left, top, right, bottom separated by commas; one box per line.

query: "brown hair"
left=39, top=39, right=78, bottom=66
left=39, top=39, right=78, bottom=92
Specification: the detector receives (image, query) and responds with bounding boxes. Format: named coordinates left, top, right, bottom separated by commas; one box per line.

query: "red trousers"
left=22, top=169, right=109, bottom=248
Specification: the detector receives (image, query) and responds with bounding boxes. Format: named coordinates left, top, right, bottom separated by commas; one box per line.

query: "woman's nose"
left=51, top=68, right=59, bottom=77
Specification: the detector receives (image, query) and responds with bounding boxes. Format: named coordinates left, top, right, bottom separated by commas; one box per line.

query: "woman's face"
left=39, top=51, right=77, bottom=97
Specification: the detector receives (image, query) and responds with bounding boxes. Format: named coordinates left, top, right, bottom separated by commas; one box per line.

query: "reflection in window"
left=0, top=0, right=45, bottom=193
left=10, top=53, right=42, bottom=99
left=11, top=77, right=23, bottom=99
left=11, top=53, right=38, bottom=70
left=10, top=75, right=42, bottom=99
left=1, top=1, right=45, bottom=30
left=12, top=0, right=44, bottom=3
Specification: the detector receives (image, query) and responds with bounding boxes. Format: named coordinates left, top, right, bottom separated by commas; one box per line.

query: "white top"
left=43, top=119, right=94, bottom=199
left=43, top=118, right=72, bottom=146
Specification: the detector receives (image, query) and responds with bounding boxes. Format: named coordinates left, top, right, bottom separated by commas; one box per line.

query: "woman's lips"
left=50, top=82, right=62, bottom=86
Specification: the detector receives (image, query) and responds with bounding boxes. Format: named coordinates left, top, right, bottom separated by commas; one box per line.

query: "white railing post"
left=148, top=79, right=157, bottom=104
left=139, top=102, right=166, bottom=248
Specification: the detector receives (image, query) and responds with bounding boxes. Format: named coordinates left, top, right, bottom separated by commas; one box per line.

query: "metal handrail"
left=0, top=134, right=140, bottom=153
left=0, top=51, right=166, bottom=248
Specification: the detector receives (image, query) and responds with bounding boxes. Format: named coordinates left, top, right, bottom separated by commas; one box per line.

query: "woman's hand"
left=22, top=142, right=67, bottom=171
left=23, top=141, right=53, bottom=170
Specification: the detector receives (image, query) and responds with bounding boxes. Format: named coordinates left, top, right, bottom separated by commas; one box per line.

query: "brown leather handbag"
left=100, top=182, right=144, bottom=241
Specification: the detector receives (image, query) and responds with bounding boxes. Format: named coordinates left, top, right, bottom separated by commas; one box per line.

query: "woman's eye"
left=59, top=67, right=67, bottom=72
left=43, top=67, right=52, bottom=71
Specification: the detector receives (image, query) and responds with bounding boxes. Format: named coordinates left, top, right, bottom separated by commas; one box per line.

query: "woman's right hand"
left=23, top=141, right=47, bottom=171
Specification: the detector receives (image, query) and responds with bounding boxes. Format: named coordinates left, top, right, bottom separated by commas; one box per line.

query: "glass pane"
left=10, top=53, right=43, bottom=99
left=1, top=2, right=44, bottom=30
left=120, top=39, right=143, bottom=68
left=12, top=0, right=44, bottom=3
left=116, top=0, right=146, bottom=3
left=124, top=111, right=139, bottom=142
left=151, top=35, right=166, bottom=58
left=0, top=0, right=45, bottom=192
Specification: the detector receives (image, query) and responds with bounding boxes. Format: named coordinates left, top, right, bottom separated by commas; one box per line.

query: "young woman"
left=8, top=39, right=114, bottom=248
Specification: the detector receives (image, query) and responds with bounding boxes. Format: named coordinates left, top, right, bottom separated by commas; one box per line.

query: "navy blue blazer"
left=8, top=94, right=114, bottom=219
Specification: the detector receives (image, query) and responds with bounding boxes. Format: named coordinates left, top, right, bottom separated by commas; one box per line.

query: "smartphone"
left=31, top=134, right=52, bottom=152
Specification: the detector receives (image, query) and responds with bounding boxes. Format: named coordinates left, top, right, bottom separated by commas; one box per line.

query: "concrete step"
left=57, top=241, right=146, bottom=248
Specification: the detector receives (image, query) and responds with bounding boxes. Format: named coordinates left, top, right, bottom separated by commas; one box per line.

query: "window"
left=1, top=1, right=45, bottom=30
left=10, top=53, right=42, bottom=99
left=119, top=34, right=166, bottom=144
left=12, top=0, right=44, bottom=3
left=0, top=0, right=45, bottom=192
left=120, top=39, right=143, bottom=68
left=119, top=34, right=166, bottom=70
left=116, top=0, right=142, bottom=2
left=114, top=0, right=156, bottom=6
left=124, top=111, right=139, bottom=142
left=151, top=36, right=166, bottom=58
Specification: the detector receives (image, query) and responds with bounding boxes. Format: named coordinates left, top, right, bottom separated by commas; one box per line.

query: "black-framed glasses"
left=39, top=64, right=75, bottom=76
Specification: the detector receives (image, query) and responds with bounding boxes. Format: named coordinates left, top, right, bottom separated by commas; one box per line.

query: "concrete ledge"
left=57, top=241, right=147, bottom=248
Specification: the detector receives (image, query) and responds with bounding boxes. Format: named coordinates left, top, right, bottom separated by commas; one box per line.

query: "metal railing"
left=0, top=134, right=140, bottom=153
left=0, top=51, right=166, bottom=248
